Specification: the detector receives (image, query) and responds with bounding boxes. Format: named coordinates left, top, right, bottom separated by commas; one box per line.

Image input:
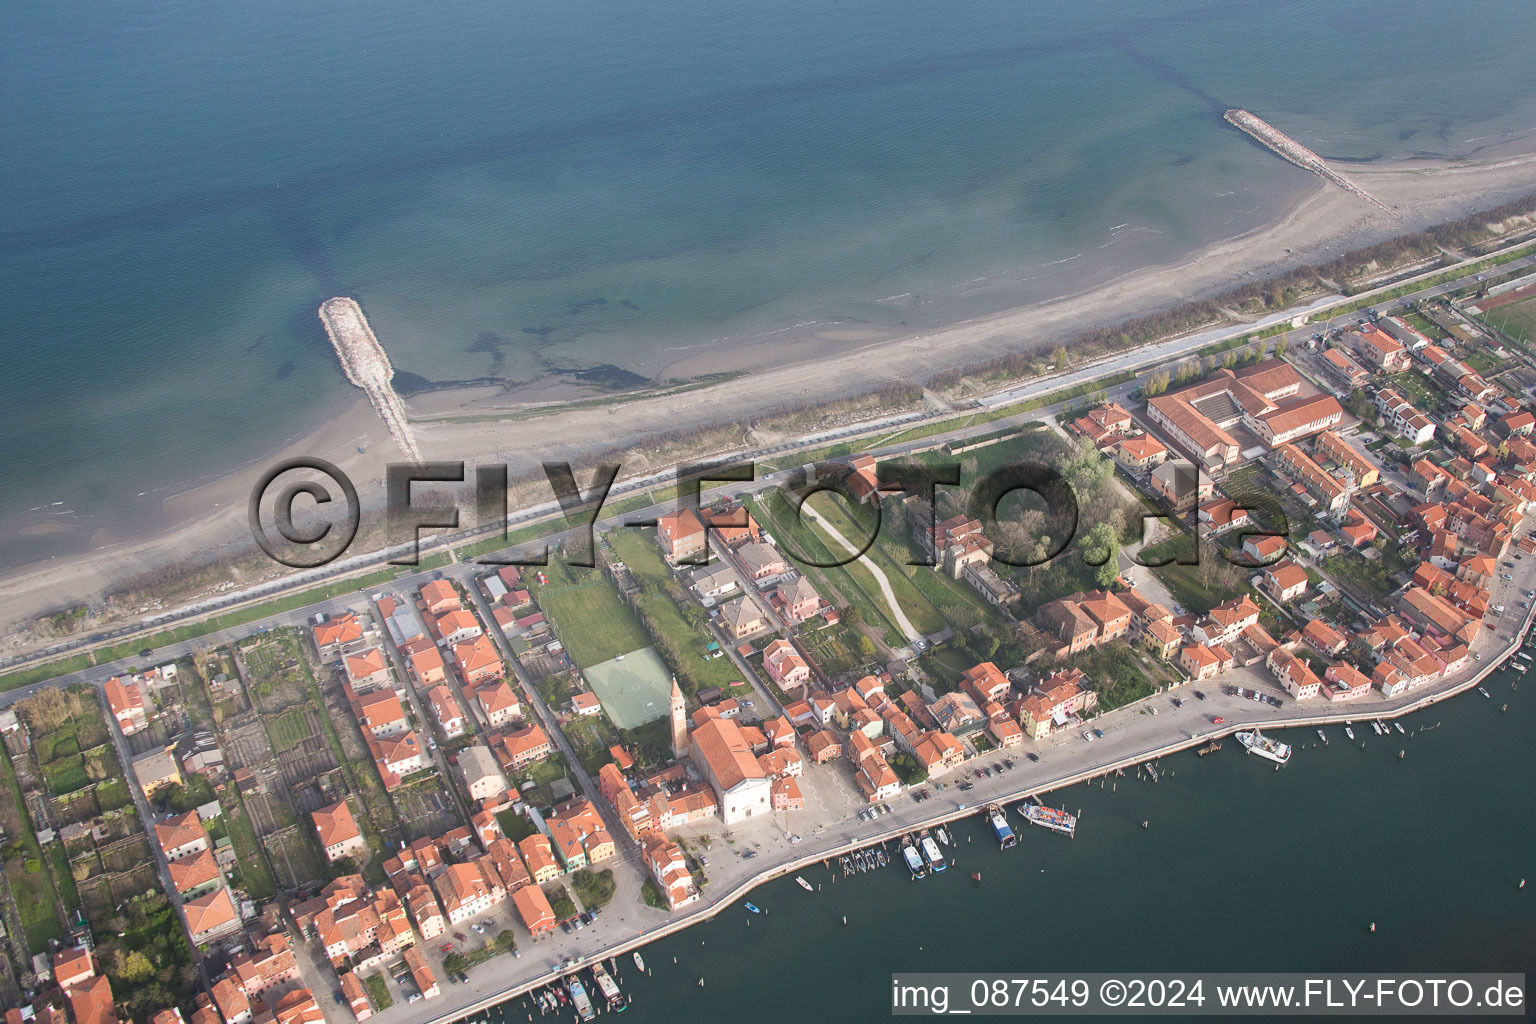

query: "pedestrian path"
left=800, top=505, right=923, bottom=642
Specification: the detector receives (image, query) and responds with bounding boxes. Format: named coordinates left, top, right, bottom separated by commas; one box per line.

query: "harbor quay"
left=389, top=598, right=1536, bottom=1024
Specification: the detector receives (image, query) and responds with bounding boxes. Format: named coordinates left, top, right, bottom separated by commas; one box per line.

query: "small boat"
left=970, top=872, right=982, bottom=882
left=795, top=876, right=813, bottom=892
left=1393, top=721, right=1405, bottom=735
left=1316, top=729, right=1328, bottom=745
left=1196, top=740, right=1222, bottom=756
left=937, top=827, right=952, bottom=847
left=744, top=902, right=761, bottom=914
left=1344, top=726, right=1355, bottom=740
left=901, top=837, right=927, bottom=879
left=633, top=952, right=645, bottom=973
left=1479, top=686, right=1492, bottom=698
left=1371, top=721, right=1383, bottom=735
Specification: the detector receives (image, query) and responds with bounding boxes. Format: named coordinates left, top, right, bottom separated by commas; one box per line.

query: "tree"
left=495, top=930, right=517, bottom=953
left=1081, top=522, right=1120, bottom=588
left=112, top=950, right=156, bottom=984
left=1273, top=337, right=1288, bottom=357
left=443, top=953, right=468, bottom=974
left=1143, top=371, right=1170, bottom=398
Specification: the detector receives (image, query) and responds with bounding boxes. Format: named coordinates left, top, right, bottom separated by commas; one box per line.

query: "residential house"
left=641, top=833, right=699, bottom=910
left=475, top=681, right=522, bottom=728
left=720, top=595, right=770, bottom=639
left=452, top=635, right=503, bottom=686
left=183, top=887, right=241, bottom=946
left=103, top=677, right=149, bottom=736
left=762, top=639, right=811, bottom=693
left=457, top=745, right=508, bottom=803
left=511, top=885, right=557, bottom=937
left=155, top=811, right=210, bottom=862
left=312, top=801, right=367, bottom=864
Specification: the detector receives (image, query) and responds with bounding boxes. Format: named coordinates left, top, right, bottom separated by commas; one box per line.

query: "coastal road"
left=10, top=238, right=1534, bottom=679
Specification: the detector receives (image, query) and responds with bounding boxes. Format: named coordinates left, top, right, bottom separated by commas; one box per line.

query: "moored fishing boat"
left=919, top=831, right=947, bottom=872
left=986, top=805, right=1017, bottom=849
left=901, top=837, right=927, bottom=879
left=1019, top=802, right=1077, bottom=837
left=1236, top=730, right=1291, bottom=765
left=567, top=977, right=597, bottom=1022
left=591, top=962, right=624, bottom=1012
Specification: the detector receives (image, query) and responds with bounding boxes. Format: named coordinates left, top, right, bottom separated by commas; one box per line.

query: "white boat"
left=1316, top=729, right=1328, bottom=745
left=1371, top=721, right=1383, bottom=735
left=590, top=963, right=623, bottom=1011
left=1479, top=686, right=1492, bottom=698
left=632, top=951, right=645, bottom=973
left=901, top=838, right=927, bottom=879
left=795, top=875, right=813, bottom=891
left=920, top=833, right=947, bottom=873
left=1236, top=730, right=1292, bottom=765
left=567, top=978, right=597, bottom=1022
left=1393, top=722, right=1405, bottom=735
left=937, top=827, right=952, bottom=847
left=986, top=805, right=1017, bottom=849
left=1344, top=726, right=1356, bottom=740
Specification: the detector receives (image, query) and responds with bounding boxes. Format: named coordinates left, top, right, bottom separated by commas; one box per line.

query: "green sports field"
left=581, top=647, right=674, bottom=729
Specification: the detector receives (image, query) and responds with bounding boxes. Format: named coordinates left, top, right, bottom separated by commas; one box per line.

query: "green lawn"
left=572, top=868, right=616, bottom=909
left=803, top=493, right=949, bottom=636
left=43, top=758, right=89, bottom=795
left=364, top=973, right=392, bottom=1011
left=533, top=563, right=650, bottom=668
left=605, top=531, right=745, bottom=694
left=1480, top=293, right=1536, bottom=344
left=746, top=493, right=906, bottom=646
left=222, top=800, right=277, bottom=900
left=0, top=749, right=64, bottom=953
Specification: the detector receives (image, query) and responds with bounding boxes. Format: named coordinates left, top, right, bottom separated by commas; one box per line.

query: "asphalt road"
left=9, top=239, right=1532, bottom=680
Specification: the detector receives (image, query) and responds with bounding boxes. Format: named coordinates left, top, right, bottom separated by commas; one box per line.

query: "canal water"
left=485, top=663, right=1533, bottom=1022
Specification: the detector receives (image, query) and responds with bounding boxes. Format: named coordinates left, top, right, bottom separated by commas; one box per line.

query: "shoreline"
left=403, top=593, right=1536, bottom=1024
left=6, top=144, right=1536, bottom=635
left=3, top=232, right=1535, bottom=675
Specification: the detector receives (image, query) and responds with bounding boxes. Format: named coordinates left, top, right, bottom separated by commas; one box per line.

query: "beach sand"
left=5, top=145, right=1536, bottom=640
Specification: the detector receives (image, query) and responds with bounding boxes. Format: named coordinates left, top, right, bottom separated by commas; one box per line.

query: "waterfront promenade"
left=366, top=581, right=1536, bottom=1024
